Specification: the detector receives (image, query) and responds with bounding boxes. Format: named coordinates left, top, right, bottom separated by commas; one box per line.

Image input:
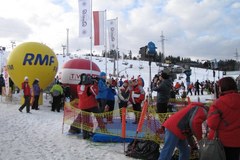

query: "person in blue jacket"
left=96, top=72, right=108, bottom=113
left=105, top=78, right=116, bottom=123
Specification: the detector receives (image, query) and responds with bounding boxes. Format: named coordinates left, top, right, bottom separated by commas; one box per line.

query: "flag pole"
left=116, top=17, right=119, bottom=78
left=90, top=0, right=93, bottom=75
left=104, top=10, right=107, bottom=76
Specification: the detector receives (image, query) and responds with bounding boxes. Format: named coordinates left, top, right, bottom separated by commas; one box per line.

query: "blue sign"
left=147, top=41, right=157, bottom=55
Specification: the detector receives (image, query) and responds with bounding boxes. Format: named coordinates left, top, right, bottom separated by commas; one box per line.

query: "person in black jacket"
left=152, top=72, right=173, bottom=113
left=0, top=74, right=5, bottom=95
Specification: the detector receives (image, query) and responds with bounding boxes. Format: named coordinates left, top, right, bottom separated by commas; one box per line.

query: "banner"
left=78, top=0, right=92, bottom=37
left=93, top=11, right=105, bottom=46
left=3, top=66, right=9, bottom=96
left=107, top=18, right=118, bottom=50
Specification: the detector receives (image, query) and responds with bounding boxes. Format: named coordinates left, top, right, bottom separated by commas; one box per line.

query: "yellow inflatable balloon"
left=7, top=42, right=58, bottom=90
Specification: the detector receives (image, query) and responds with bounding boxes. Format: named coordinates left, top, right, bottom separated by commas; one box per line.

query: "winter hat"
left=160, top=72, right=169, bottom=79
left=24, top=76, right=28, bottom=81
left=100, top=72, right=106, bottom=77
left=218, top=77, right=237, bottom=94
left=124, top=80, right=128, bottom=84
left=35, top=78, right=39, bottom=81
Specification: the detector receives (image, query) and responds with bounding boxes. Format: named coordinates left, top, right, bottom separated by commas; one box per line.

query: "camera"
left=80, top=74, right=99, bottom=85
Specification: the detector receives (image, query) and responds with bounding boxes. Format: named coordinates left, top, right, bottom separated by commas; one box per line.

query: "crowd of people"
left=68, top=72, right=146, bottom=137
left=159, top=76, right=240, bottom=160
left=1, top=70, right=239, bottom=159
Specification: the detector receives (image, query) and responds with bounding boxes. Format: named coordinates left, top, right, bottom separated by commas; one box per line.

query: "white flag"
left=93, top=11, right=105, bottom=46
left=78, top=0, right=92, bottom=37
left=107, top=18, right=118, bottom=50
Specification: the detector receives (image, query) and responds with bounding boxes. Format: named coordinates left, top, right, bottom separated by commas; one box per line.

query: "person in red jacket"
left=158, top=102, right=208, bottom=160
left=130, top=79, right=145, bottom=124
left=19, top=76, right=31, bottom=113
left=207, top=77, right=240, bottom=160
left=118, top=80, right=130, bottom=122
left=68, top=74, right=105, bottom=139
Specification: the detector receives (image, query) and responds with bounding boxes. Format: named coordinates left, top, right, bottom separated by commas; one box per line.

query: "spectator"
left=174, top=82, right=181, bottom=95
left=9, top=77, right=14, bottom=94
left=152, top=72, right=172, bottom=113
left=50, top=81, right=63, bottom=112
left=207, top=77, right=240, bottom=160
left=19, top=76, right=31, bottom=113
left=159, top=102, right=208, bottom=160
left=118, top=78, right=123, bottom=87
left=96, top=72, right=108, bottom=113
left=130, top=79, right=145, bottom=124
left=69, top=74, right=106, bottom=138
left=31, top=78, right=41, bottom=110
left=105, top=78, right=116, bottom=123
left=137, top=75, right=145, bottom=87
left=0, top=74, right=5, bottom=95
left=180, top=81, right=185, bottom=90
left=186, top=82, right=193, bottom=96
left=118, top=80, right=130, bottom=122
left=194, top=80, right=200, bottom=95
left=200, top=82, right=204, bottom=95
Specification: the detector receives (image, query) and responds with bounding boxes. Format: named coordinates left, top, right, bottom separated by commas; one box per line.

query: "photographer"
left=68, top=74, right=105, bottom=138
left=152, top=72, right=172, bottom=113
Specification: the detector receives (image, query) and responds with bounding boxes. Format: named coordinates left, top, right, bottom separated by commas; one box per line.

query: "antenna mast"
left=160, top=31, right=165, bottom=63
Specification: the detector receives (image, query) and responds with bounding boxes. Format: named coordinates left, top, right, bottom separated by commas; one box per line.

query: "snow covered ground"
left=0, top=55, right=218, bottom=160
left=0, top=94, right=134, bottom=160
left=0, top=92, right=213, bottom=160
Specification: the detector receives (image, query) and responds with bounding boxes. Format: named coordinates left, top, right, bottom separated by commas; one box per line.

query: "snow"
left=0, top=95, right=132, bottom=160
left=0, top=55, right=218, bottom=160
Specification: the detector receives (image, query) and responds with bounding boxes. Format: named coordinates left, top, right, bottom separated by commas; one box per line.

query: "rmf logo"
left=23, top=53, right=55, bottom=65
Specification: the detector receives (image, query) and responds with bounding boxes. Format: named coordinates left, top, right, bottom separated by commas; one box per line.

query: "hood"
left=219, top=92, right=240, bottom=110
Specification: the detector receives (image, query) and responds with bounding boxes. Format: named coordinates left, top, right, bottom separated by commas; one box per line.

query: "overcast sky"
left=0, top=0, right=240, bottom=61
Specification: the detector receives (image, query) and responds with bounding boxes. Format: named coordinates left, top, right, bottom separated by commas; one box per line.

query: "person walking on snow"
left=19, top=76, right=31, bottom=113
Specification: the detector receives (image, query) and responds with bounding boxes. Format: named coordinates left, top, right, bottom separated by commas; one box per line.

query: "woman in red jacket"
left=159, top=102, right=208, bottom=160
left=19, top=76, right=31, bottom=113
left=207, top=77, right=240, bottom=160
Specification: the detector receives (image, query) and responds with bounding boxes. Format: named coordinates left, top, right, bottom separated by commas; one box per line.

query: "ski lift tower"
left=159, top=31, right=166, bottom=65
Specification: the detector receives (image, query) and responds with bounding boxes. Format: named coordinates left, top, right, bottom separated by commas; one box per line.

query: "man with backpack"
left=50, top=81, right=63, bottom=112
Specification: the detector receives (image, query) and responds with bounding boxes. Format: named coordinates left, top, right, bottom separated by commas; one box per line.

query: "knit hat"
left=218, top=77, right=237, bottom=93
left=100, top=72, right=106, bottom=77
left=24, top=76, right=28, bottom=81
left=124, top=80, right=128, bottom=84
left=160, top=72, right=169, bottom=79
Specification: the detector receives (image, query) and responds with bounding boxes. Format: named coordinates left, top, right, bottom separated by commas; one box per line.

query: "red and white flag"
left=93, top=11, right=105, bottom=46
left=78, top=0, right=92, bottom=37
left=107, top=18, right=118, bottom=50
